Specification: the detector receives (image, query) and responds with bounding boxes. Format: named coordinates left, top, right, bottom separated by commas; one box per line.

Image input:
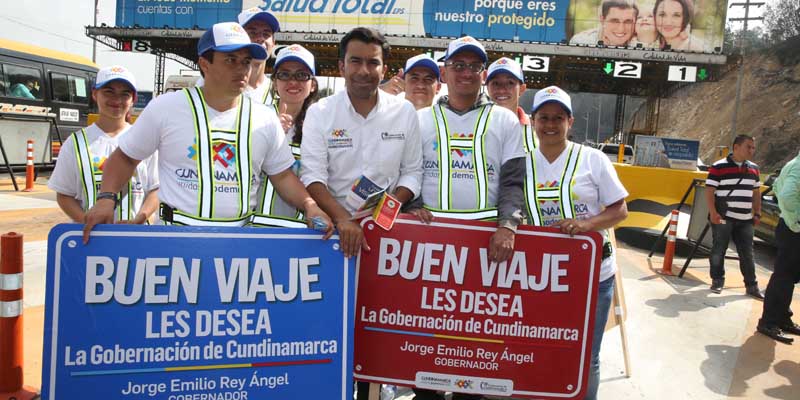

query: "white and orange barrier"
left=659, top=210, right=680, bottom=275
left=0, top=232, right=38, bottom=399
left=23, top=140, right=35, bottom=192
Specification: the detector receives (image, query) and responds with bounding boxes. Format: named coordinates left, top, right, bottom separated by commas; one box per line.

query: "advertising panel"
left=354, top=217, right=602, bottom=399
left=633, top=135, right=700, bottom=170
left=115, top=0, right=726, bottom=55
left=42, top=224, right=355, bottom=400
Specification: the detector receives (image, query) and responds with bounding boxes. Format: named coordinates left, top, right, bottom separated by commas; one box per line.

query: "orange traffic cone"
left=658, top=210, right=679, bottom=275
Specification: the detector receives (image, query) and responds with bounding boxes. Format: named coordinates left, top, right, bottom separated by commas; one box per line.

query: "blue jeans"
left=710, top=219, right=758, bottom=287
left=585, top=275, right=615, bottom=400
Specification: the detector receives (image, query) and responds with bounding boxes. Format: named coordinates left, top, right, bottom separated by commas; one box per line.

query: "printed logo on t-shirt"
left=327, top=129, right=353, bottom=149
left=91, top=156, right=107, bottom=174
left=176, top=138, right=241, bottom=193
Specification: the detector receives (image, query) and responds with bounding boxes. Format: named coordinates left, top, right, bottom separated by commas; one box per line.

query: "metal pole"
left=92, top=0, right=99, bottom=63
left=596, top=97, right=602, bottom=143
left=728, top=0, right=765, bottom=145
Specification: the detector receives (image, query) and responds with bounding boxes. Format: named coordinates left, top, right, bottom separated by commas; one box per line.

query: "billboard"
left=115, top=0, right=726, bottom=55
left=633, top=135, right=700, bottom=170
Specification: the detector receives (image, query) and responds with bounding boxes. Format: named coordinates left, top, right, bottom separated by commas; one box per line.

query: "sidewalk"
left=3, top=177, right=798, bottom=399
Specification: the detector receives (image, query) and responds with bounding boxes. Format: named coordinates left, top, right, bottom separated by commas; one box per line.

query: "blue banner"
left=42, top=224, right=354, bottom=400
left=661, top=138, right=700, bottom=161
left=116, top=0, right=242, bottom=30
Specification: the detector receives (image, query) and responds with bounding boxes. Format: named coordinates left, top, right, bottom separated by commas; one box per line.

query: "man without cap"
left=49, top=65, right=159, bottom=225
left=82, top=22, right=332, bottom=240
left=300, top=27, right=422, bottom=259
left=570, top=0, right=638, bottom=46
left=758, top=150, right=800, bottom=344
left=486, top=57, right=536, bottom=152
left=408, top=36, right=525, bottom=400
left=403, top=54, right=441, bottom=110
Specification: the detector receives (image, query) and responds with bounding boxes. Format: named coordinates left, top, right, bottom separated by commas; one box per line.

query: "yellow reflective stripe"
left=236, top=96, right=253, bottom=218
left=433, top=105, right=492, bottom=210
left=472, top=105, right=492, bottom=209
left=432, top=105, right=450, bottom=209
left=73, top=129, right=95, bottom=210
left=523, top=124, right=537, bottom=152
left=250, top=215, right=307, bottom=228
left=185, top=88, right=212, bottom=218
left=559, top=144, right=582, bottom=219
left=165, top=207, right=251, bottom=227
left=425, top=206, right=498, bottom=221
left=523, top=154, right=543, bottom=226
left=524, top=143, right=584, bottom=225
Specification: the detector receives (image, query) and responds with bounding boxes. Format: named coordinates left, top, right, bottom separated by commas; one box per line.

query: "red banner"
left=354, top=216, right=602, bottom=399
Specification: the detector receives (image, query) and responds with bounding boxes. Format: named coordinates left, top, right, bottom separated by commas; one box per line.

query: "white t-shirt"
left=418, top=104, right=525, bottom=209
left=262, top=125, right=302, bottom=218
left=119, top=90, right=294, bottom=218
left=300, top=89, right=423, bottom=214
left=48, top=123, right=159, bottom=220
left=528, top=144, right=629, bottom=281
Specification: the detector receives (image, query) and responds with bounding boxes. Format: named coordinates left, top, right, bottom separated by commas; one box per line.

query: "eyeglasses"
left=444, top=61, right=485, bottom=73
left=275, top=71, right=313, bottom=82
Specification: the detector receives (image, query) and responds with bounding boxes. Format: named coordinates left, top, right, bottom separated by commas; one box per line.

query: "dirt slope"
left=655, top=37, right=800, bottom=173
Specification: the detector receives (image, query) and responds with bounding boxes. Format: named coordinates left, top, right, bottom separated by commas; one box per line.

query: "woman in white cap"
left=515, top=86, right=628, bottom=400
left=48, top=65, right=159, bottom=224
left=250, top=44, right=320, bottom=227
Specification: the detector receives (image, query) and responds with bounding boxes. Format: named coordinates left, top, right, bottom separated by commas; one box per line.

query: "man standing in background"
left=705, top=134, right=763, bottom=299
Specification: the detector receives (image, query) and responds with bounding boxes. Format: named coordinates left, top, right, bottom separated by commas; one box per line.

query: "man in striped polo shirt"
left=705, top=134, right=763, bottom=298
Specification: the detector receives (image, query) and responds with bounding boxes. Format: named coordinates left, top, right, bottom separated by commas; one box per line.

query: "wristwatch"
left=96, top=192, right=119, bottom=209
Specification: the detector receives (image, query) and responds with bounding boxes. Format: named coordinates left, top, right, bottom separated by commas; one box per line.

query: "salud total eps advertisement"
left=117, top=0, right=726, bottom=54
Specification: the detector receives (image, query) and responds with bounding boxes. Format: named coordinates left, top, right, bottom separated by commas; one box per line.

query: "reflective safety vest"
left=73, top=129, right=135, bottom=221
left=523, top=142, right=584, bottom=225
left=523, top=143, right=613, bottom=252
left=160, top=87, right=254, bottom=226
left=426, top=104, right=498, bottom=220
left=522, top=123, right=538, bottom=153
left=250, top=106, right=306, bottom=228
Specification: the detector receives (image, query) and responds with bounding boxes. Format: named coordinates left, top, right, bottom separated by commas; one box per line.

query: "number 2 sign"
left=613, top=62, right=642, bottom=79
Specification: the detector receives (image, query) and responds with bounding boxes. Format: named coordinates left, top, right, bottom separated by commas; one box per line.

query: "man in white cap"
left=409, top=36, right=526, bottom=400
left=486, top=57, right=536, bottom=152
left=82, top=22, right=332, bottom=240
left=49, top=65, right=159, bottom=224
left=195, top=7, right=281, bottom=104
left=238, top=6, right=281, bottom=103
left=402, top=54, right=441, bottom=110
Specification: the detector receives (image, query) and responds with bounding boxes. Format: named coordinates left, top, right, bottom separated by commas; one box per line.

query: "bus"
left=0, top=38, right=98, bottom=168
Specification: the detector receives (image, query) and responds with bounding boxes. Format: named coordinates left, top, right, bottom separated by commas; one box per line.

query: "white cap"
left=487, top=57, right=523, bottom=83
left=197, top=22, right=267, bottom=60
left=443, top=36, right=487, bottom=62
left=275, top=44, right=315, bottom=75
left=238, top=7, right=280, bottom=32
left=404, top=54, right=439, bottom=79
left=94, top=65, right=137, bottom=94
left=531, top=86, right=572, bottom=115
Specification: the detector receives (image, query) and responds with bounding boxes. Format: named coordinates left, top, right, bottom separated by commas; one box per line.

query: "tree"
left=762, top=0, right=800, bottom=42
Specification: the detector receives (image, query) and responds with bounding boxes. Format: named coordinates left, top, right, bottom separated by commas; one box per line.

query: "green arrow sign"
left=698, top=68, right=708, bottom=80
left=603, top=62, right=613, bottom=74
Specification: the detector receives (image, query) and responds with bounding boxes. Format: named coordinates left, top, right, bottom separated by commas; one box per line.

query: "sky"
left=0, top=0, right=772, bottom=92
